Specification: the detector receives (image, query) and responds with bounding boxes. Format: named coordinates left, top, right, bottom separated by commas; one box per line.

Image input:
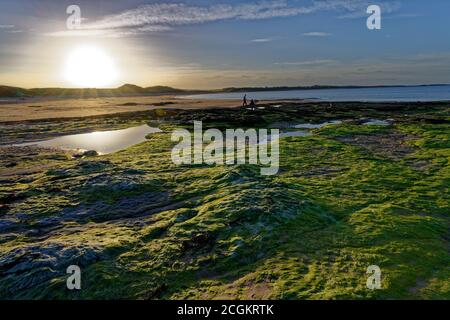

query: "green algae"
left=0, top=102, right=449, bottom=299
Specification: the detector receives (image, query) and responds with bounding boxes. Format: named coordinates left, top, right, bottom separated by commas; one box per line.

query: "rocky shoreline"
left=0, top=101, right=449, bottom=299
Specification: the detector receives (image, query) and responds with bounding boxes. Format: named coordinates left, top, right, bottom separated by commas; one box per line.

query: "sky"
left=0, top=0, right=449, bottom=89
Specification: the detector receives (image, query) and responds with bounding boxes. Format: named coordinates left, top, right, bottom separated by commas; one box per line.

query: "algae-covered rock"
left=0, top=243, right=103, bottom=296
left=82, top=150, right=98, bottom=157
left=0, top=101, right=449, bottom=299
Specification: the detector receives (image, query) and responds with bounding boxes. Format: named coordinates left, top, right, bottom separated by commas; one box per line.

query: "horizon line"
left=2, top=83, right=450, bottom=91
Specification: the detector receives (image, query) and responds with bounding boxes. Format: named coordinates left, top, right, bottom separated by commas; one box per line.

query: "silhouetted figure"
left=248, top=99, right=256, bottom=110
left=243, top=94, right=248, bottom=107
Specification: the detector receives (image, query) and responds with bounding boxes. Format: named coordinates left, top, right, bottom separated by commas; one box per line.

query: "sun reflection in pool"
left=14, top=125, right=161, bottom=154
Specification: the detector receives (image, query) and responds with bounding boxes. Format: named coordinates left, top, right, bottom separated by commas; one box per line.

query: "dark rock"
left=83, top=174, right=141, bottom=191
left=0, top=192, right=26, bottom=205
left=75, top=160, right=110, bottom=172
left=0, top=243, right=104, bottom=295
left=82, top=150, right=98, bottom=157
left=0, top=219, right=17, bottom=233
left=145, top=283, right=168, bottom=299
left=46, top=168, right=70, bottom=179
left=5, top=162, right=17, bottom=168
left=182, top=232, right=216, bottom=250
left=0, top=204, right=9, bottom=215
left=31, top=191, right=170, bottom=231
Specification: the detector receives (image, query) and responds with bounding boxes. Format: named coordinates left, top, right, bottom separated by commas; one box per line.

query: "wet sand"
left=0, top=95, right=243, bottom=122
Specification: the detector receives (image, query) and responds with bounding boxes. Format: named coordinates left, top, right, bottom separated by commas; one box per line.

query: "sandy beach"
left=0, top=96, right=243, bottom=122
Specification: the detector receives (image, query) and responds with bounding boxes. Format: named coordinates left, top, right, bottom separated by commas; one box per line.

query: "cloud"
left=45, top=29, right=114, bottom=37
left=251, top=38, right=273, bottom=43
left=45, top=25, right=171, bottom=38
left=303, top=32, right=331, bottom=37
left=47, top=0, right=401, bottom=37
left=0, top=24, right=26, bottom=34
left=82, top=1, right=309, bottom=30
left=274, top=59, right=336, bottom=66
left=338, top=0, right=401, bottom=18
left=171, top=53, right=450, bottom=89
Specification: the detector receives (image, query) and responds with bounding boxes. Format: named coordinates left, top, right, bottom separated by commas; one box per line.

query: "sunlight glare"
left=64, top=46, right=118, bottom=88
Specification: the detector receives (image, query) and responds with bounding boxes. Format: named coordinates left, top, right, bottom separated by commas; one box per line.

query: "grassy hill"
left=0, top=85, right=31, bottom=97
left=0, top=84, right=186, bottom=98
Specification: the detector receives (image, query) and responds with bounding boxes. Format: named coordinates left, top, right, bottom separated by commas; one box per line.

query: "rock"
left=5, top=162, right=17, bottom=168
left=46, top=168, right=70, bottom=178
left=75, top=160, right=110, bottom=172
left=0, top=219, right=17, bottom=233
left=82, top=150, right=98, bottom=157
left=181, top=232, right=216, bottom=250
left=0, top=204, right=9, bottom=215
left=0, top=243, right=104, bottom=295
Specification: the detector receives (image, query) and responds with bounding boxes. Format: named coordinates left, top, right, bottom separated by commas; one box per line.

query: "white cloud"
left=303, top=32, right=331, bottom=37
left=45, top=29, right=113, bottom=37
left=44, top=25, right=171, bottom=38
left=0, top=24, right=26, bottom=34
left=81, top=1, right=309, bottom=31
left=251, top=38, right=273, bottom=43
left=47, top=0, right=401, bottom=37
left=338, top=0, right=401, bottom=18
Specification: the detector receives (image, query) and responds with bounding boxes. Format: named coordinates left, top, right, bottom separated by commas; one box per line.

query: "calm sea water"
left=184, top=85, right=450, bottom=102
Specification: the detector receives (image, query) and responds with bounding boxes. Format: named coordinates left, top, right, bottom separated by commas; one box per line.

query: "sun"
left=64, top=46, right=118, bottom=88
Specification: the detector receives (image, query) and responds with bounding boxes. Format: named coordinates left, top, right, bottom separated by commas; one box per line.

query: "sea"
left=183, top=85, right=450, bottom=102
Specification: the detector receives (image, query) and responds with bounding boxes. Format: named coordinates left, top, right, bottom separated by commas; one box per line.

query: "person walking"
left=243, top=94, right=248, bottom=107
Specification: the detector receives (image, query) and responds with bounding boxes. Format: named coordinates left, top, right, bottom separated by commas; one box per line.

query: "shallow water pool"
left=13, top=124, right=162, bottom=154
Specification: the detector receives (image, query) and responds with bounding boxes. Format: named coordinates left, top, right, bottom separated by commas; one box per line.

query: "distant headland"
left=0, top=83, right=448, bottom=98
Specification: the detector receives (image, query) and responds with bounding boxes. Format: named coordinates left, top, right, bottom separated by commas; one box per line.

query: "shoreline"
left=0, top=96, right=449, bottom=123
left=0, top=96, right=240, bottom=122
left=1, top=100, right=447, bottom=146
